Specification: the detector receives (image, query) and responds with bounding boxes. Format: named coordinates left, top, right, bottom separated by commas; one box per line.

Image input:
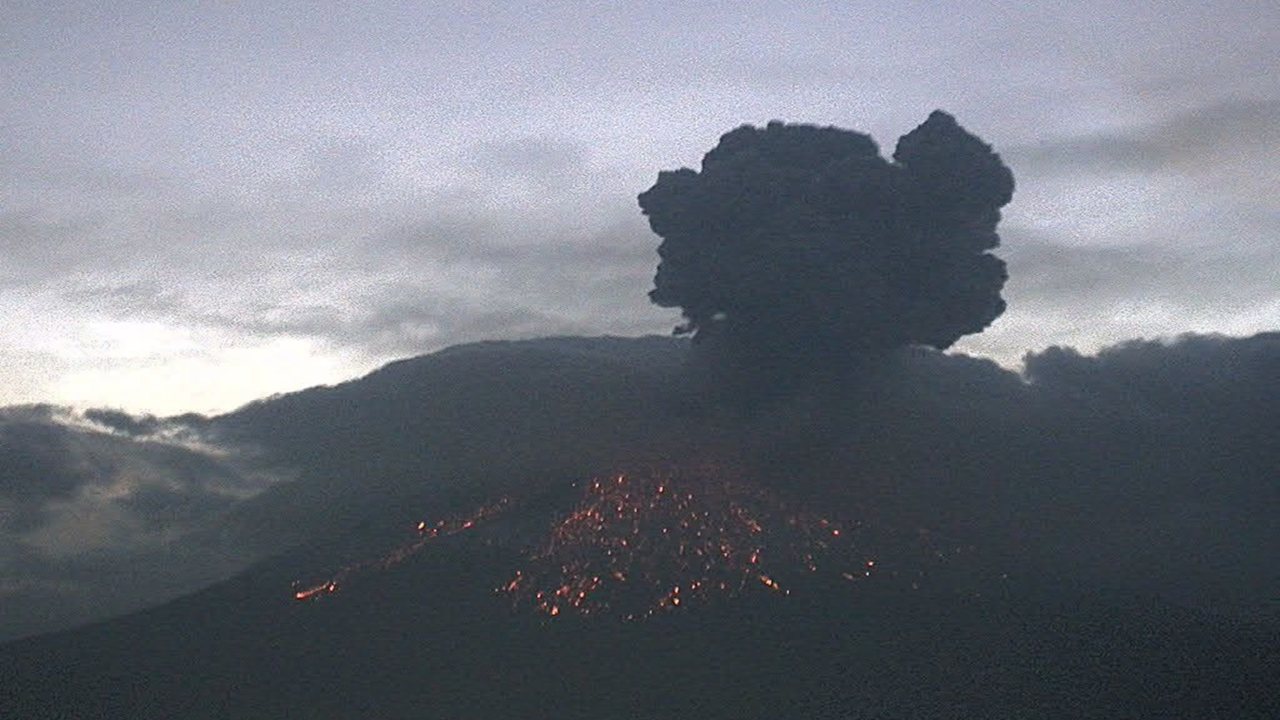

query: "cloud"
left=0, top=417, right=90, bottom=513
left=0, top=406, right=287, bottom=638
left=1006, top=98, right=1280, bottom=178
left=1006, top=235, right=1279, bottom=312
left=0, top=408, right=271, bottom=545
left=51, top=209, right=670, bottom=361
left=955, top=228, right=1280, bottom=366
left=1024, top=331, right=1280, bottom=421
left=0, top=162, right=674, bottom=413
left=462, top=135, right=590, bottom=188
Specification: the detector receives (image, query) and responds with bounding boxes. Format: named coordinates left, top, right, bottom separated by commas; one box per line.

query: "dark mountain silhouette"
left=200, top=335, right=696, bottom=554
left=0, top=337, right=692, bottom=642
left=2, top=333, right=1278, bottom=717
left=0, top=493, right=1274, bottom=719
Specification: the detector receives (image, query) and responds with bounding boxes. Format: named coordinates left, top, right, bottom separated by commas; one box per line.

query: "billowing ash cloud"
left=638, top=111, right=1014, bottom=379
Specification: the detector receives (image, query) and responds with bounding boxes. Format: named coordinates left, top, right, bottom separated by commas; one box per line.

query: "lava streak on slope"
left=290, top=497, right=510, bottom=602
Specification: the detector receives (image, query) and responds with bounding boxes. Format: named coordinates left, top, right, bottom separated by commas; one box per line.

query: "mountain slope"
left=2, top=331, right=1278, bottom=717
left=0, top=336, right=691, bottom=641
left=201, top=335, right=694, bottom=553
left=1, top=506, right=1275, bottom=720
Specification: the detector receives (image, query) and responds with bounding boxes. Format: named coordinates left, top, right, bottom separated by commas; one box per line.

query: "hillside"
left=1, top=488, right=1275, bottom=719
left=0, top=336, right=691, bottom=640
left=2, top=332, right=1278, bottom=717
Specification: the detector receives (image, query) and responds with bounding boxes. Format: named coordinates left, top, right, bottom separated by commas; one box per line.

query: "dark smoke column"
left=638, top=111, right=1014, bottom=389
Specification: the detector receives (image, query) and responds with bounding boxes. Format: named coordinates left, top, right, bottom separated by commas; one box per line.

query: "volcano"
left=2, top=336, right=1277, bottom=718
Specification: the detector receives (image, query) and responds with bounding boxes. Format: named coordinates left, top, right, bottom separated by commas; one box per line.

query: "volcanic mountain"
left=2, top=335, right=1277, bottom=718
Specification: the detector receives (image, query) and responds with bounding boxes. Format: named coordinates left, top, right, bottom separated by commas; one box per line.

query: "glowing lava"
left=290, top=465, right=977, bottom=620
left=499, top=469, right=883, bottom=621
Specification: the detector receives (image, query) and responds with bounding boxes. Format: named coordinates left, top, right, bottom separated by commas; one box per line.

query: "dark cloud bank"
left=0, top=406, right=284, bottom=639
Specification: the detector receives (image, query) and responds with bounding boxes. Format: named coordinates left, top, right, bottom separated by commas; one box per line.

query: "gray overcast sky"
left=2, top=0, right=1277, bottom=414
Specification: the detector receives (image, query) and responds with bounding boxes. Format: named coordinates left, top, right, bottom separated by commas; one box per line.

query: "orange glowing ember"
left=289, top=464, right=976, bottom=619
left=499, top=467, right=884, bottom=620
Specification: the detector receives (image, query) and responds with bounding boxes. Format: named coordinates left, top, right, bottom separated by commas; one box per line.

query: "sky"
left=2, top=0, right=1277, bottom=415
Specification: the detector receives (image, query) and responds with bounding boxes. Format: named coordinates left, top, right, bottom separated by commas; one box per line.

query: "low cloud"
left=51, top=211, right=670, bottom=362
left=1007, top=98, right=1280, bottom=178
left=955, top=226, right=1280, bottom=366
left=0, top=406, right=286, bottom=638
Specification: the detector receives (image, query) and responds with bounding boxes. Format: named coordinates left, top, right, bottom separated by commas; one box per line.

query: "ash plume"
left=638, top=111, right=1014, bottom=391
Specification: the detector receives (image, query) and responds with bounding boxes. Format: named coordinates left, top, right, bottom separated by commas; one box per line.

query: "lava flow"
left=290, top=497, right=510, bottom=602
left=499, top=467, right=887, bottom=621
left=290, top=465, right=971, bottom=619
